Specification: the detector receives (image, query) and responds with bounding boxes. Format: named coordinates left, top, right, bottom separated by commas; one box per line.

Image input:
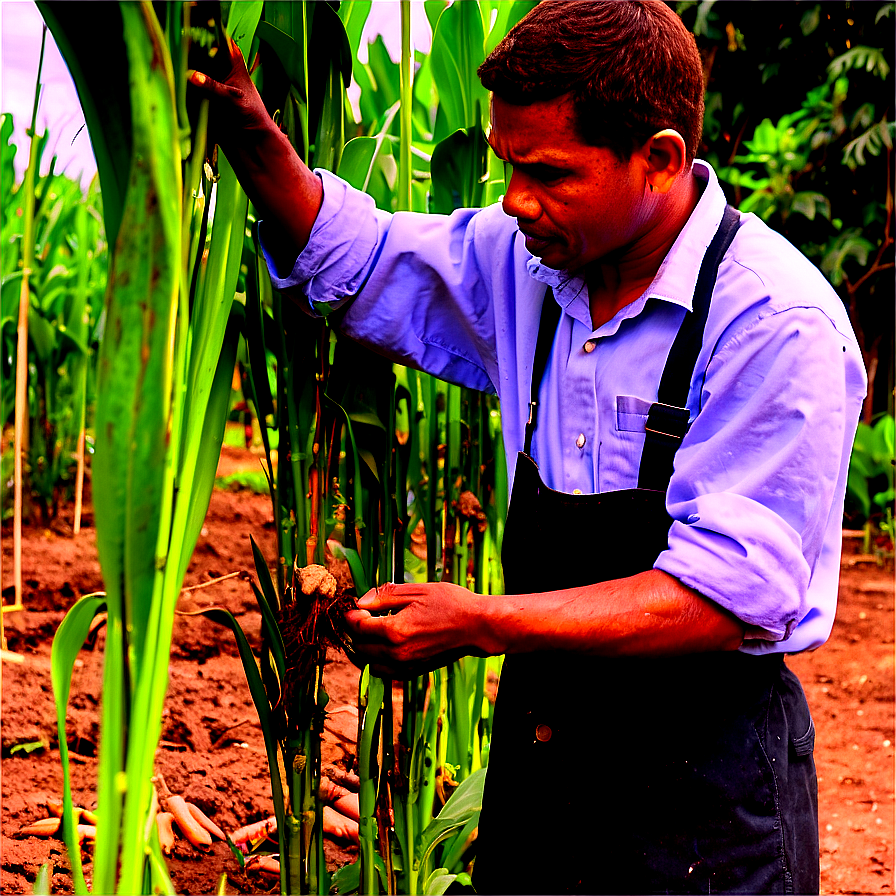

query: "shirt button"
left=535, top=724, right=552, bottom=742
left=575, top=433, right=586, bottom=448
left=583, top=340, right=596, bottom=353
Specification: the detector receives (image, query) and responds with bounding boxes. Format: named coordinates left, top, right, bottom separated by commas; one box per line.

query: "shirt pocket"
left=600, top=396, right=653, bottom=492
left=615, top=395, right=652, bottom=432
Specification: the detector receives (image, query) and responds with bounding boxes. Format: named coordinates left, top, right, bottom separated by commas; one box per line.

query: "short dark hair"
left=478, top=0, right=705, bottom=163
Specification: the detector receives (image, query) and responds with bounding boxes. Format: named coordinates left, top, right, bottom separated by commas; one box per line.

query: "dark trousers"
left=473, top=454, right=820, bottom=894
left=471, top=650, right=820, bottom=895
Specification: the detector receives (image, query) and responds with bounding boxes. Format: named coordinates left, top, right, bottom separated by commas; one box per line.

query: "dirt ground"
left=1, top=444, right=893, bottom=895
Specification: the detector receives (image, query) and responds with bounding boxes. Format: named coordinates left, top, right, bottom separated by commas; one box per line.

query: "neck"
left=586, top=174, right=701, bottom=330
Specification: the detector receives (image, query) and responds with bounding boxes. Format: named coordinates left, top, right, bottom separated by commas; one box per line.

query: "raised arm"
left=188, top=34, right=321, bottom=268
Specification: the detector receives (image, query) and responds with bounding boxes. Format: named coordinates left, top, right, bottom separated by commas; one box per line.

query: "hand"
left=344, top=582, right=489, bottom=679
left=187, top=33, right=271, bottom=151
left=187, top=29, right=322, bottom=260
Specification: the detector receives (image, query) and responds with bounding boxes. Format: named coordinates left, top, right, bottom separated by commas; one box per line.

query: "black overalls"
left=471, top=209, right=820, bottom=895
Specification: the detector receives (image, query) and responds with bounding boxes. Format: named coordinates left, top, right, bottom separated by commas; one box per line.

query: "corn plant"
left=1, top=111, right=106, bottom=524
left=36, top=2, right=526, bottom=894
left=42, top=3, right=254, bottom=892
left=230, top=4, right=532, bottom=895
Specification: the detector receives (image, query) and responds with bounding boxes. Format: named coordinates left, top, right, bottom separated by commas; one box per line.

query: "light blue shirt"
left=263, top=161, right=866, bottom=655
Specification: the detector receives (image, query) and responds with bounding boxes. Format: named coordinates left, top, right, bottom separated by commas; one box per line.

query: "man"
left=192, top=2, right=865, bottom=892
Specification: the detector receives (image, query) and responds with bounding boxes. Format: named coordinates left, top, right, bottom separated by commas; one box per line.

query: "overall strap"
left=523, top=290, right=561, bottom=456
left=637, top=205, right=742, bottom=491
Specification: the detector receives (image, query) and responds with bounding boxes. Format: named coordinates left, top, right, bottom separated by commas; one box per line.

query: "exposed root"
left=277, top=563, right=357, bottom=711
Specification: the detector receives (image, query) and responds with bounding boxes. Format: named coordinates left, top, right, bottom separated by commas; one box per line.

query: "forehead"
left=487, top=94, right=586, bottom=162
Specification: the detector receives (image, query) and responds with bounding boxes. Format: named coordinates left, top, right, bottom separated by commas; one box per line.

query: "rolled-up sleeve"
left=655, top=304, right=864, bottom=643
left=259, top=169, right=513, bottom=393
left=260, top=170, right=385, bottom=306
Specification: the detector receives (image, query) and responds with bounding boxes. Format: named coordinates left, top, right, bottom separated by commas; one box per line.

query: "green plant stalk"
left=301, top=1, right=310, bottom=166
left=70, top=204, right=91, bottom=534
left=359, top=670, right=385, bottom=894
left=398, top=0, right=413, bottom=213
left=12, top=31, right=43, bottom=609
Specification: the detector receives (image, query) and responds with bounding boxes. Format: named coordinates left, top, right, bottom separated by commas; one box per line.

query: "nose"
left=502, top=169, right=541, bottom=223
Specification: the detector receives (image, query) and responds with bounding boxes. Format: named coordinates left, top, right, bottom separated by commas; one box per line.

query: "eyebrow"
left=485, top=128, right=575, bottom=173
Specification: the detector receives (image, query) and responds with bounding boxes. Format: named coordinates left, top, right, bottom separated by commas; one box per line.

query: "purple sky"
left=1, top=1, right=97, bottom=189
left=0, top=1, right=433, bottom=192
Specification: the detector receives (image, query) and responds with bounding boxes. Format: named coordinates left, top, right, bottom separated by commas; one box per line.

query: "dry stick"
left=209, top=717, right=253, bottom=750
left=180, top=571, right=246, bottom=593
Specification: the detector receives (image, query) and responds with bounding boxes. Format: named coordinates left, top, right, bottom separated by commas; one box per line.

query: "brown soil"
left=1, top=444, right=893, bottom=895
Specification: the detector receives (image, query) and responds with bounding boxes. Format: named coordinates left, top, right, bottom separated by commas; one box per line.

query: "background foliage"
left=679, top=0, right=894, bottom=423
left=1, top=2, right=892, bottom=894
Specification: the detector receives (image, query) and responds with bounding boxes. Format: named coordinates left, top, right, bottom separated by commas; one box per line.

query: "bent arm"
left=479, top=569, right=744, bottom=657
left=345, top=570, right=744, bottom=679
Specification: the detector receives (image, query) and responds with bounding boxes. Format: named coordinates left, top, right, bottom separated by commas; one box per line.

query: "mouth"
left=519, top=229, right=553, bottom=255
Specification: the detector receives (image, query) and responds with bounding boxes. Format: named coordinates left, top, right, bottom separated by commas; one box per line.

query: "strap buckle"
left=644, top=402, right=690, bottom=441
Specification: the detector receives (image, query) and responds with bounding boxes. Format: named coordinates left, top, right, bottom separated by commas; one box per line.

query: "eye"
left=522, top=163, right=566, bottom=185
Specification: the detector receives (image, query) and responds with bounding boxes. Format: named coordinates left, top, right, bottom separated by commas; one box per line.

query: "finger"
left=356, top=583, right=420, bottom=611
left=187, top=70, right=231, bottom=100
left=343, top=608, right=374, bottom=635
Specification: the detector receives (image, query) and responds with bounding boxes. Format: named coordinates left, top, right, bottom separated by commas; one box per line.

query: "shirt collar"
left=525, top=160, right=729, bottom=332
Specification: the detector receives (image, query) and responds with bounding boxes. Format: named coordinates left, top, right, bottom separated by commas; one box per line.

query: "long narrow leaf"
left=416, top=767, right=486, bottom=869
left=50, top=594, right=107, bottom=895
left=198, top=607, right=289, bottom=869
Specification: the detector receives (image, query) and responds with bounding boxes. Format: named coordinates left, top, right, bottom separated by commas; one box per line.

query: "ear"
left=641, top=130, right=688, bottom=194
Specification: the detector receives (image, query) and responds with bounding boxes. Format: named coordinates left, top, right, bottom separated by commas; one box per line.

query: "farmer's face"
left=488, top=94, right=648, bottom=276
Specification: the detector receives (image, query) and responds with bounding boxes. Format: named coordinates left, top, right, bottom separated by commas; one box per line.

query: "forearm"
left=189, top=41, right=322, bottom=268
left=223, top=121, right=322, bottom=264
left=346, top=570, right=746, bottom=679
left=475, top=569, right=745, bottom=657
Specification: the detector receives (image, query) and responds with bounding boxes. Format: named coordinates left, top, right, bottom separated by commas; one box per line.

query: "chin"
left=536, top=249, right=573, bottom=270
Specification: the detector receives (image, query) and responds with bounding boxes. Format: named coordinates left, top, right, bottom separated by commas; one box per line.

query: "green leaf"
left=180, top=301, right=245, bottom=565
left=50, top=593, right=107, bottom=894
left=430, top=127, right=488, bottom=214
left=256, top=22, right=308, bottom=100
left=330, top=853, right=389, bottom=894
left=791, top=191, right=831, bottom=221
left=32, top=862, right=52, bottom=896
left=224, top=1, right=263, bottom=57
left=430, top=0, right=488, bottom=141
left=248, top=538, right=287, bottom=685
left=416, top=767, right=487, bottom=868
left=91, top=0, right=181, bottom=674
left=338, top=95, right=401, bottom=210
left=828, top=45, right=890, bottom=80
left=484, top=1, right=537, bottom=55
left=338, top=0, right=372, bottom=67
left=9, top=739, right=48, bottom=755
left=251, top=534, right=282, bottom=614
left=26, top=308, right=57, bottom=364
left=36, top=2, right=131, bottom=248
left=199, top=607, right=288, bottom=845
left=424, top=869, right=474, bottom=895
left=332, top=544, right=369, bottom=595
left=842, top=120, right=895, bottom=169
